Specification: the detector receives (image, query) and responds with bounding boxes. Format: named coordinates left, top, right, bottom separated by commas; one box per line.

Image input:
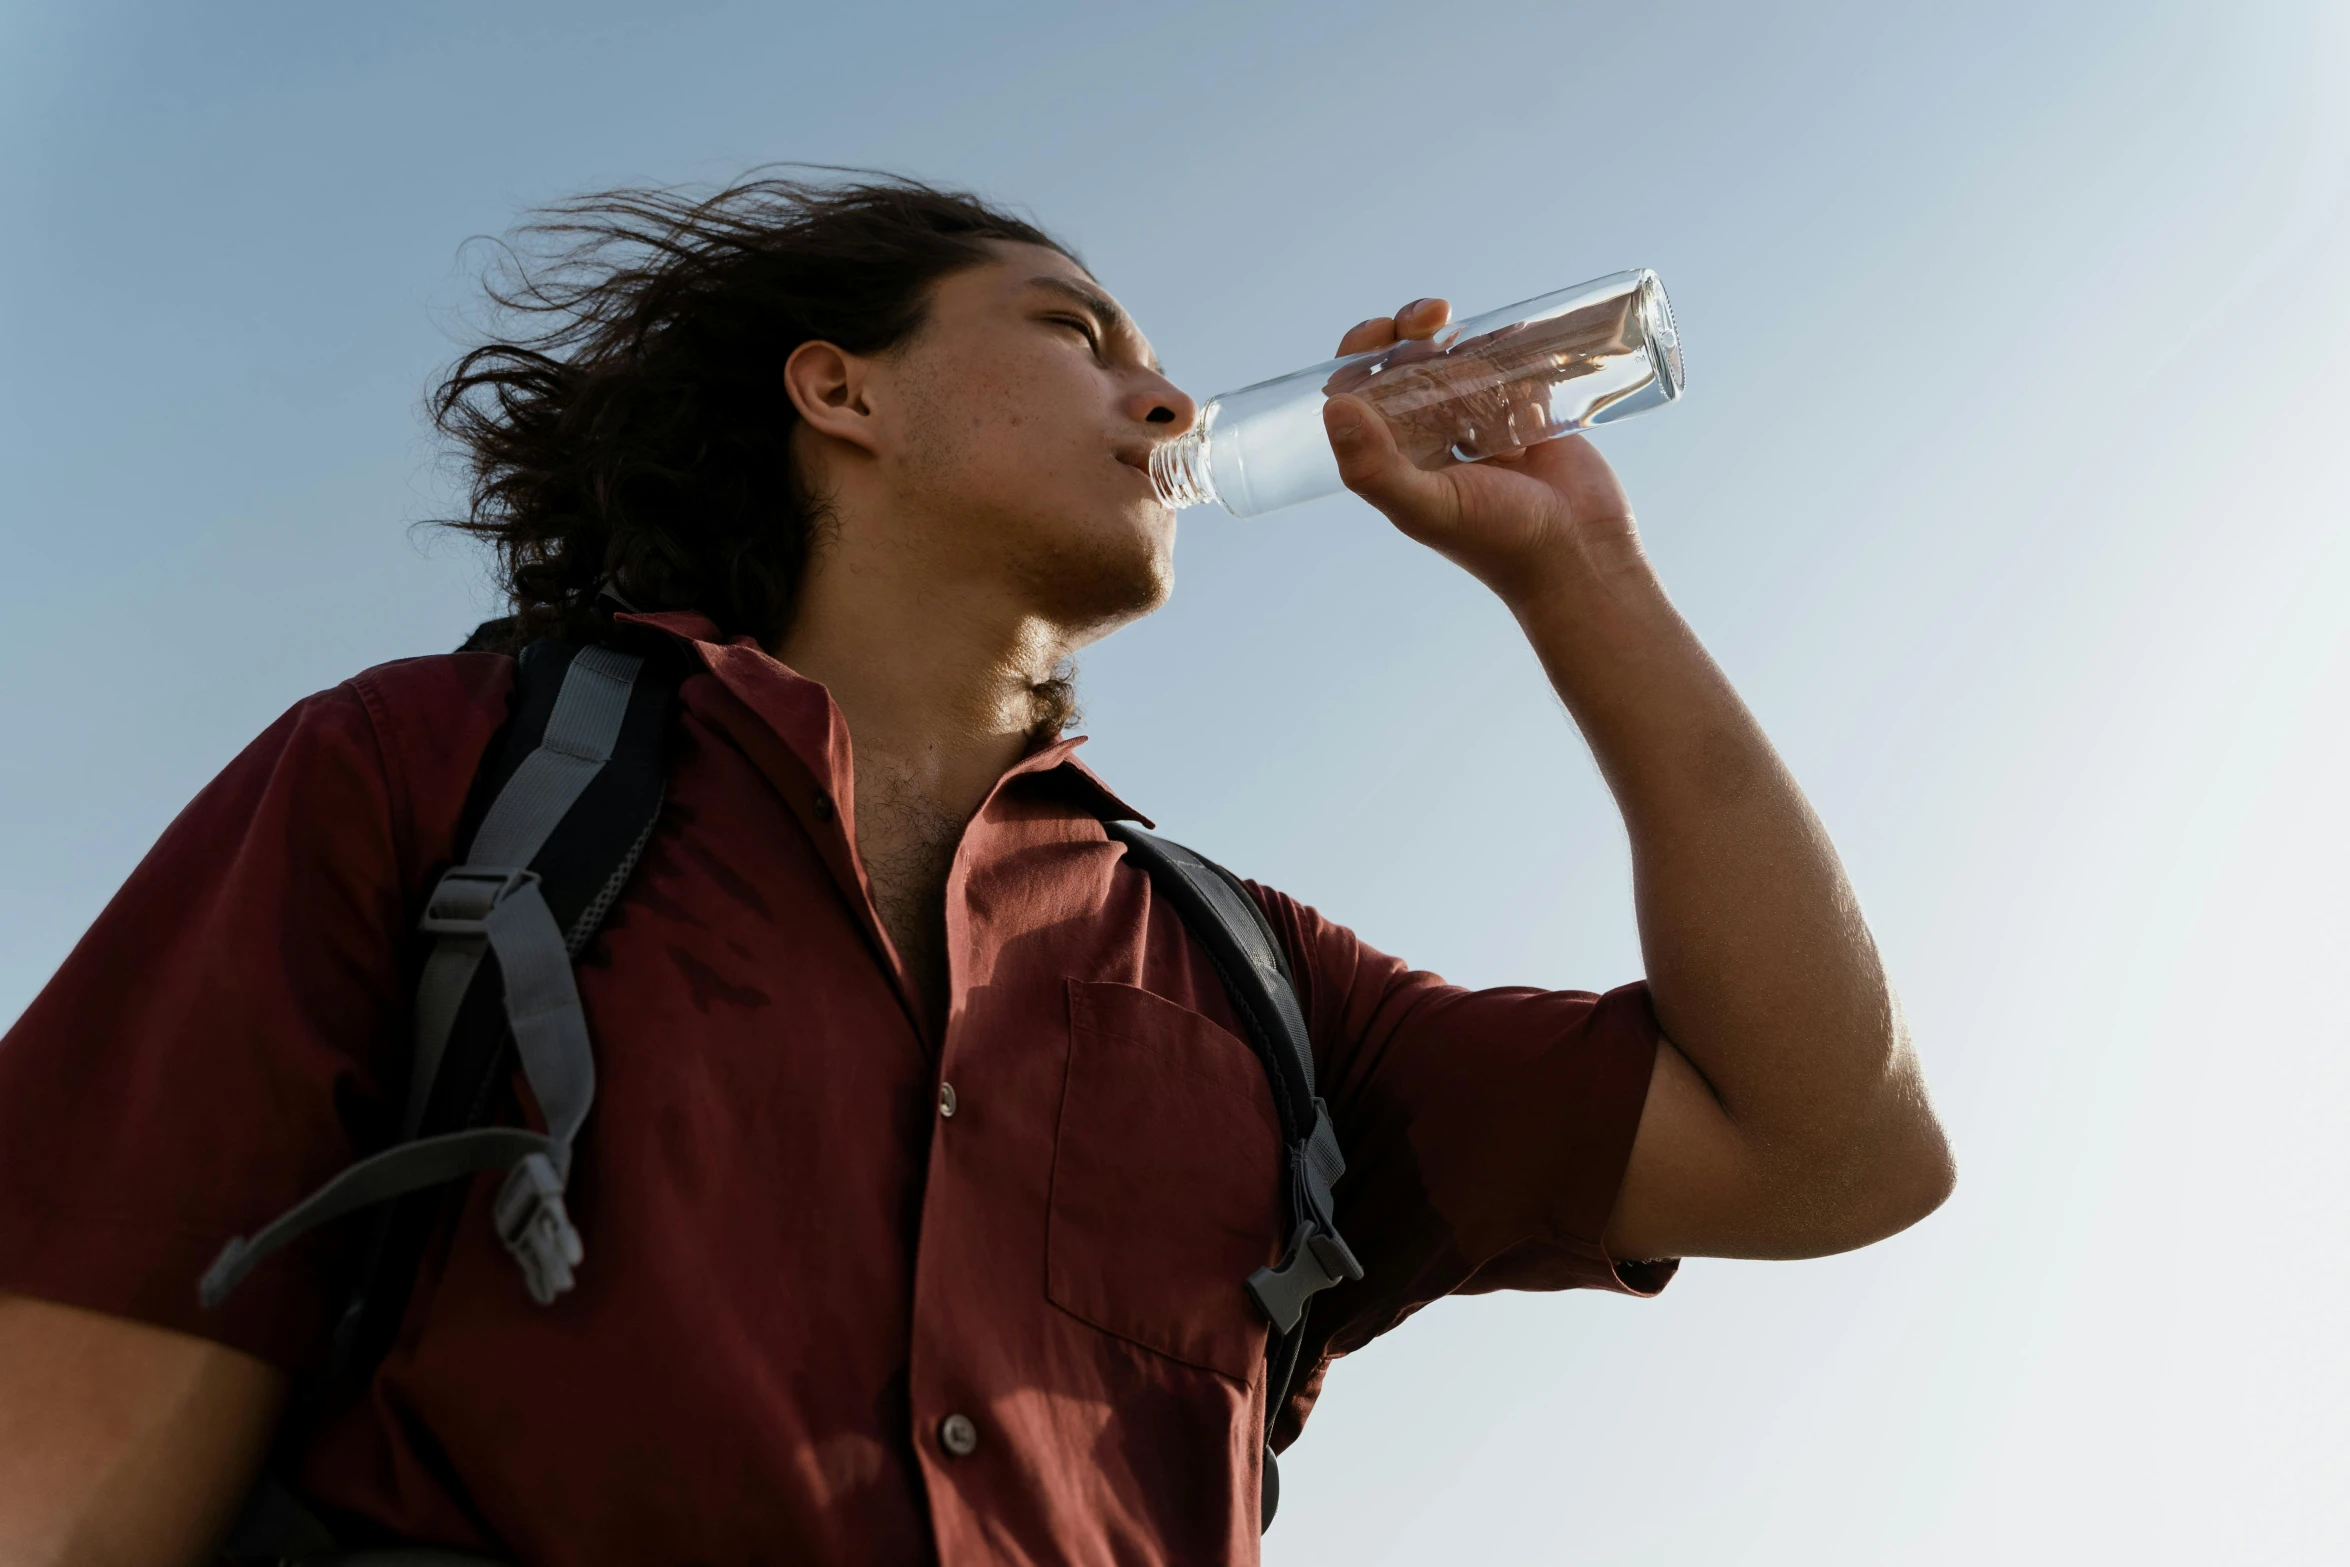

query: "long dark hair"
left=432, top=172, right=1074, bottom=649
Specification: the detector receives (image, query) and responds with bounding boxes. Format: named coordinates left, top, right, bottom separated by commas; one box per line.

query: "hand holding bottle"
left=1323, top=297, right=1645, bottom=611
left=1151, top=270, right=1680, bottom=524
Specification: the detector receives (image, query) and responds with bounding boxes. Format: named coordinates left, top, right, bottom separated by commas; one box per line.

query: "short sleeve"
left=0, top=670, right=486, bottom=1369
left=1248, top=884, right=1677, bottom=1447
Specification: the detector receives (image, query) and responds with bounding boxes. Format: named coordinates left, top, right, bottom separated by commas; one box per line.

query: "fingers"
left=1393, top=296, right=1451, bottom=340
left=1324, top=394, right=1456, bottom=526
left=1334, top=317, right=1397, bottom=357
left=1332, top=297, right=1453, bottom=358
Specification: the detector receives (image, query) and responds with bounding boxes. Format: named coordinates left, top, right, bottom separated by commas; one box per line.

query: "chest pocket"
left=1047, top=979, right=1283, bottom=1384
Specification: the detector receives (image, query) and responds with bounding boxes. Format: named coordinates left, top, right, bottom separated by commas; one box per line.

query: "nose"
left=1124, top=371, right=1198, bottom=435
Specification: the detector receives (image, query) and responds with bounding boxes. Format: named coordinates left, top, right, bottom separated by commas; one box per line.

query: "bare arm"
left=1509, top=549, right=1950, bottom=1259
left=1325, top=303, right=1953, bottom=1263
left=0, top=1291, right=284, bottom=1567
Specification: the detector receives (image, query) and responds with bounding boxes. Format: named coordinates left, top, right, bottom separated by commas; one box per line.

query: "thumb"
left=1324, top=395, right=1450, bottom=523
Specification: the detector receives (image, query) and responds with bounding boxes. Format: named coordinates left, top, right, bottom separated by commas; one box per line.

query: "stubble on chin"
left=1002, top=517, right=1172, bottom=639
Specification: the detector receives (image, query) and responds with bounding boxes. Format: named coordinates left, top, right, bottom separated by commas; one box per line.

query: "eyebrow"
left=1025, top=275, right=1162, bottom=374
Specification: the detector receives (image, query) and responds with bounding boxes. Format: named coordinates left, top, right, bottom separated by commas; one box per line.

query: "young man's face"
left=873, top=242, right=1198, bottom=643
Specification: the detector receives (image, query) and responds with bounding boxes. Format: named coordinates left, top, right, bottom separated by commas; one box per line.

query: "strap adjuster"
left=494, top=1151, right=583, bottom=1305
left=1245, top=1218, right=1363, bottom=1335
left=420, top=866, right=541, bottom=936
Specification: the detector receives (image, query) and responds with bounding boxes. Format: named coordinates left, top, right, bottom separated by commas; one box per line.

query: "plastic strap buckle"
left=419, top=865, right=541, bottom=936
left=1245, top=1218, right=1364, bottom=1336
left=494, top=1151, right=584, bottom=1305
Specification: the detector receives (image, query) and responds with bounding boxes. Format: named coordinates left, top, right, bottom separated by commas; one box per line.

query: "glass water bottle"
left=1151, top=269, right=1685, bottom=519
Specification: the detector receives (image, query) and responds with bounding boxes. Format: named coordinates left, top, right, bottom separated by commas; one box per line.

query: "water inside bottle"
left=1340, top=281, right=1672, bottom=469
left=1151, top=270, right=1681, bottom=517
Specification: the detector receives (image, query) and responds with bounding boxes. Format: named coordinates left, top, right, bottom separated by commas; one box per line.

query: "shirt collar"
left=615, top=610, right=1153, bottom=828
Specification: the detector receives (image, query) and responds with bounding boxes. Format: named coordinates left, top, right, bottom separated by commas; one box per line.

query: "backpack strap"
left=215, top=637, right=677, bottom=1565
left=1103, top=823, right=1362, bottom=1530
left=201, top=641, right=674, bottom=1312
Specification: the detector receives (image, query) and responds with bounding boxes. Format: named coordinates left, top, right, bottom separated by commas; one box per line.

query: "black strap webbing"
left=1104, top=823, right=1362, bottom=1531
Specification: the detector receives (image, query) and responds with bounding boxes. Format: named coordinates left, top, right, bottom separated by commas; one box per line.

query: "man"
left=0, top=176, right=1952, bottom=1565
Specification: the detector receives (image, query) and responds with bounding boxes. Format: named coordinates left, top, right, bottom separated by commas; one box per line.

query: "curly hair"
left=432, top=171, right=1076, bottom=652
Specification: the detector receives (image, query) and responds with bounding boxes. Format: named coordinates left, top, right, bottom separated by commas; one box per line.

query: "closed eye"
left=1045, top=314, right=1102, bottom=353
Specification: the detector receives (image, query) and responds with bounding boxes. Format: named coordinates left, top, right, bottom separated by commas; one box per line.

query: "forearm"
left=1506, top=538, right=1948, bottom=1240
left=0, top=1292, right=283, bottom=1567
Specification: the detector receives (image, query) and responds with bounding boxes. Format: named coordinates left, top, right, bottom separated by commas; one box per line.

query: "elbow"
left=1799, top=1106, right=1957, bottom=1256
left=1880, top=1119, right=1958, bottom=1235
left=1800, top=1011, right=1956, bottom=1253
left=1876, top=1045, right=1958, bottom=1234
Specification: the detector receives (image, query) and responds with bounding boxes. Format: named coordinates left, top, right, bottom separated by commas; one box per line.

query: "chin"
left=1009, top=506, right=1173, bottom=635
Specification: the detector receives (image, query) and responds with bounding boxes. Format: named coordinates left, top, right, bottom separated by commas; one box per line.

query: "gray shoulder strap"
left=407, top=642, right=641, bottom=1135
left=201, top=646, right=642, bottom=1312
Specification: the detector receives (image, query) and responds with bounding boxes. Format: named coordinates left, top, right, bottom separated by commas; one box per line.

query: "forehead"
left=981, top=238, right=1092, bottom=286
left=960, top=238, right=1096, bottom=300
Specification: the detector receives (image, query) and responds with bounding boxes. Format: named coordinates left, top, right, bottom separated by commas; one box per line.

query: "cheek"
left=973, top=345, right=1106, bottom=437
left=900, top=360, right=1011, bottom=475
left=900, top=343, right=1116, bottom=499
left=928, top=365, right=1046, bottom=458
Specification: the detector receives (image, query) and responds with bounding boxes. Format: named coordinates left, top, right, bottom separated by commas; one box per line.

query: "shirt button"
left=938, top=1081, right=958, bottom=1118
left=938, top=1413, right=979, bottom=1457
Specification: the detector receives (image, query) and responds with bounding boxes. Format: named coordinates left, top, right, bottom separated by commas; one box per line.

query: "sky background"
left=4, top=1, right=2347, bottom=1561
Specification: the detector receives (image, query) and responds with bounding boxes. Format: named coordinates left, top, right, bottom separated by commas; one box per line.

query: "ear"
left=783, top=339, right=885, bottom=455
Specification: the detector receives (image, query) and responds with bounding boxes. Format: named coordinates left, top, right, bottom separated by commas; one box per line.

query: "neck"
left=773, top=538, right=1073, bottom=821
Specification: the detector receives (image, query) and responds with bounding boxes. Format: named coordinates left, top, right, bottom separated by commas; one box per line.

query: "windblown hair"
left=433, top=171, right=1075, bottom=652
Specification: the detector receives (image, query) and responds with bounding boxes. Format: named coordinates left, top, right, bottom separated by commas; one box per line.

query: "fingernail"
left=1403, top=297, right=1437, bottom=315
left=1325, top=401, right=1363, bottom=440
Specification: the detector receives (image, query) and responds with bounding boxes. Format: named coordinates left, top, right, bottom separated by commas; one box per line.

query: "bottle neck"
left=1149, top=426, right=1218, bottom=510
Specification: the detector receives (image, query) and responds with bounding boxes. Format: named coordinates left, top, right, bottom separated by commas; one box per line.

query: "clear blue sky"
left=4, top=2, right=2346, bottom=1560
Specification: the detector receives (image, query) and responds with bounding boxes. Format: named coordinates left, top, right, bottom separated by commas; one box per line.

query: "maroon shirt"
left=0, top=613, right=1670, bottom=1565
